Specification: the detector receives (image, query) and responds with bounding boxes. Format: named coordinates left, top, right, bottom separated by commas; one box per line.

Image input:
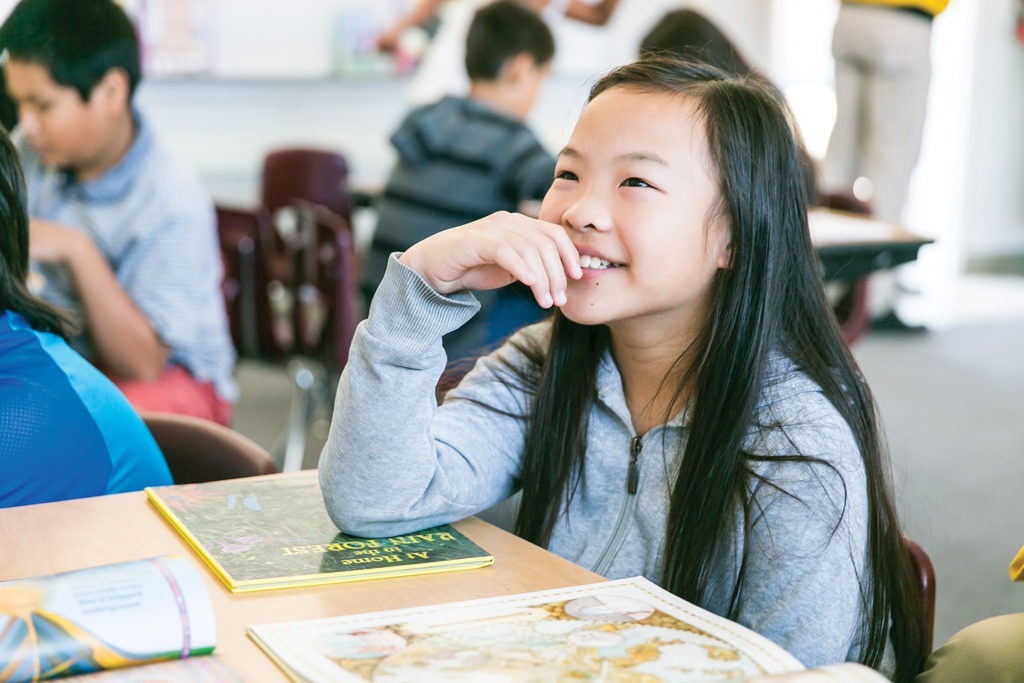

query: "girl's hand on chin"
left=400, top=211, right=582, bottom=309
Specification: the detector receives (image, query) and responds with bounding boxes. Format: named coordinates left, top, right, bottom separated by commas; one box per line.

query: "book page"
left=248, top=576, right=804, bottom=682
left=0, top=556, right=216, bottom=682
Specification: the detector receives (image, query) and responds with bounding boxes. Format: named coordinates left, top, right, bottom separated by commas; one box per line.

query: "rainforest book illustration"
left=145, top=472, right=493, bottom=593
left=246, top=576, right=807, bottom=682
left=0, top=556, right=216, bottom=683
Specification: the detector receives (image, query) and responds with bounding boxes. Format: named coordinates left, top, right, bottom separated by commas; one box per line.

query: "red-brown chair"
left=215, top=204, right=278, bottom=360
left=904, top=535, right=937, bottom=664
left=215, top=201, right=358, bottom=472
left=267, top=200, right=359, bottom=472
left=142, top=412, right=278, bottom=484
left=260, top=147, right=353, bottom=225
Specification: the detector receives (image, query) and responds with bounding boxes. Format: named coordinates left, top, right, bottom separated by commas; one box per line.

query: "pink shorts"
left=113, top=365, right=233, bottom=426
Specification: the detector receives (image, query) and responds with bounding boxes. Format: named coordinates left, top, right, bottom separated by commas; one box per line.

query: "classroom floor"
left=230, top=273, right=1024, bottom=648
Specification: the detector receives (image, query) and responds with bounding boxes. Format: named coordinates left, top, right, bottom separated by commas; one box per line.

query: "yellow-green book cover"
left=145, top=472, right=493, bottom=594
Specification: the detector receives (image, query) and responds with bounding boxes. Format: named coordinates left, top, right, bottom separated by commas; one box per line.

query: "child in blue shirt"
left=0, top=125, right=171, bottom=508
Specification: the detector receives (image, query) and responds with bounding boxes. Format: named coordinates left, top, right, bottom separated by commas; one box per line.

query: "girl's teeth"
left=580, top=254, right=613, bottom=269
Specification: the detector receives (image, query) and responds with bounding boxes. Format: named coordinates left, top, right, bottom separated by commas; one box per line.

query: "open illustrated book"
left=145, top=471, right=493, bottom=593
left=247, top=575, right=889, bottom=682
left=0, top=556, right=240, bottom=682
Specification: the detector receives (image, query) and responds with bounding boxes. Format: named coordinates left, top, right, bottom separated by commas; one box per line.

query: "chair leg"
left=309, top=370, right=336, bottom=449
left=278, top=358, right=318, bottom=472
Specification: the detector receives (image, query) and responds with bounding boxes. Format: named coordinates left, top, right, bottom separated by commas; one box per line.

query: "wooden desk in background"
left=809, top=207, right=933, bottom=282
left=0, top=482, right=604, bottom=681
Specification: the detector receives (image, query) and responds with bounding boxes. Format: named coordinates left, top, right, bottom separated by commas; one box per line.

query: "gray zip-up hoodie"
left=320, top=256, right=885, bottom=672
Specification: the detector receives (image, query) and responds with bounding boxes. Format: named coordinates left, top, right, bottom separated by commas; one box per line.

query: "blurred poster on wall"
left=123, top=0, right=215, bottom=77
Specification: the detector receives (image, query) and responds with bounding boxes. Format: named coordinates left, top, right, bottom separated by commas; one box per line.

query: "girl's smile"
left=578, top=254, right=619, bottom=270
left=576, top=249, right=623, bottom=279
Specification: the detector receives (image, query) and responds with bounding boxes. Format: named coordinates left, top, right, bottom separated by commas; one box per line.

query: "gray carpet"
left=854, top=316, right=1024, bottom=646
left=231, top=279, right=1024, bottom=648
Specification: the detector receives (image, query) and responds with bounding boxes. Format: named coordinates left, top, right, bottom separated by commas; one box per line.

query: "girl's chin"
left=557, top=303, right=607, bottom=327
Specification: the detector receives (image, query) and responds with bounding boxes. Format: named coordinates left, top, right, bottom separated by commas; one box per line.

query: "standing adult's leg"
left=822, top=5, right=867, bottom=195
left=858, top=8, right=933, bottom=327
left=859, top=9, right=933, bottom=223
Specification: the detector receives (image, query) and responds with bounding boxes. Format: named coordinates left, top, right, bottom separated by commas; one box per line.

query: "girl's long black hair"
left=508, top=56, right=925, bottom=681
left=0, top=126, right=69, bottom=336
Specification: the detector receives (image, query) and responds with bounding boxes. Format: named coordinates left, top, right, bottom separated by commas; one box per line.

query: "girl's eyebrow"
left=557, top=147, right=667, bottom=166
left=617, top=151, right=668, bottom=166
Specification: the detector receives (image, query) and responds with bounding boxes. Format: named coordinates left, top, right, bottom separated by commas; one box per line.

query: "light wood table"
left=0, top=482, right=604, bottom=680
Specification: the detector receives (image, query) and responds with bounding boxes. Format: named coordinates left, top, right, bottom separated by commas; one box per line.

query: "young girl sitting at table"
left=319, top=55, right=926, bottom=680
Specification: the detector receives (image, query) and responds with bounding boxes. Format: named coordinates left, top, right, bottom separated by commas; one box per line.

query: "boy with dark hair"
left=362, top=0, right=557, bottom=363
left=0, top=0, right=237, bottom=424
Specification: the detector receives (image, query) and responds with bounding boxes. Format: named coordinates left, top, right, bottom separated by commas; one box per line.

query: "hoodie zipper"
left=592, top=435, right=643, bottom=576
left=627, top=435, right=642, bottom=494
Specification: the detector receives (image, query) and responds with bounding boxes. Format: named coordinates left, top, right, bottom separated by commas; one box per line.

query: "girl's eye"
left=554, top=169, right=578, bottom=182
left=622, top=177, right=651, bottom=188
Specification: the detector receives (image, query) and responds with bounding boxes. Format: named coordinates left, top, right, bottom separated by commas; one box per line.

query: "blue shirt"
left=0, top=311, right=173, bottom=508
left=14, top=110, right=237, bottom=401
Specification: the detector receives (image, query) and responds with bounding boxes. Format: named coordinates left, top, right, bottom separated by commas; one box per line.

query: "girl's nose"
left=562, top=190, right=610, bottom=233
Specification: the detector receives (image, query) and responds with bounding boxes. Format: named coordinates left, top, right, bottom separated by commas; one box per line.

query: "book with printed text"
left=0, top=556, right=226, bottom=682
left=246, top=576, right=815, bottom=682
left=144, top=472, right=494, bottom=594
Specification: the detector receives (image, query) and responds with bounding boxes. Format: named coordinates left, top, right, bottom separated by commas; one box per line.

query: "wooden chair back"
left=215, top=204, right=278, bottom=359
left=142, top=412, right=278, bottom=484
left=905, top=535, right=937, bottom=662
left=284, top=200, right=359, bottom=372
left=261, top=147, right=352, bottom=224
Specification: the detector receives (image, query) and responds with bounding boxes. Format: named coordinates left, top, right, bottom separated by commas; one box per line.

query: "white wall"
left=136, top=0, right=759, bottom=251
left=137, top=78, right=408, bottom=204
left=134, top=0, right=776, bottom=205
left=132, top=0, right=1024, bottom=287
left=956, top=0, right=1024, bottom=262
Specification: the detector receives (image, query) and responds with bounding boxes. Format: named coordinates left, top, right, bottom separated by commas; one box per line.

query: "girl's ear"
left=712, top=218, right=733, bottom=270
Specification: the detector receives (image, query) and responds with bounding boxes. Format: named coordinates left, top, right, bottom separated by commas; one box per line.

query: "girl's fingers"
left=526, top=221, right=581, bottom=307
left=535, top=237, right=568, bottom=307
left=490, top=237, right=555, bottom=308
left=504, top=218, right=579, bottom=308
left=402, top=212, right=578, bottom=301
left=556, top=232, right=583, bottom=281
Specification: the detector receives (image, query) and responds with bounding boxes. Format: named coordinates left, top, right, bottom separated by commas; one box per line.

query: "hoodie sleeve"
left=318, top=255, right=536, bottom=538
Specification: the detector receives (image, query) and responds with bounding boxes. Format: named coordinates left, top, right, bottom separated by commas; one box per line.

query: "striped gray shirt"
left=15, top=110, right=237, bottom=401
